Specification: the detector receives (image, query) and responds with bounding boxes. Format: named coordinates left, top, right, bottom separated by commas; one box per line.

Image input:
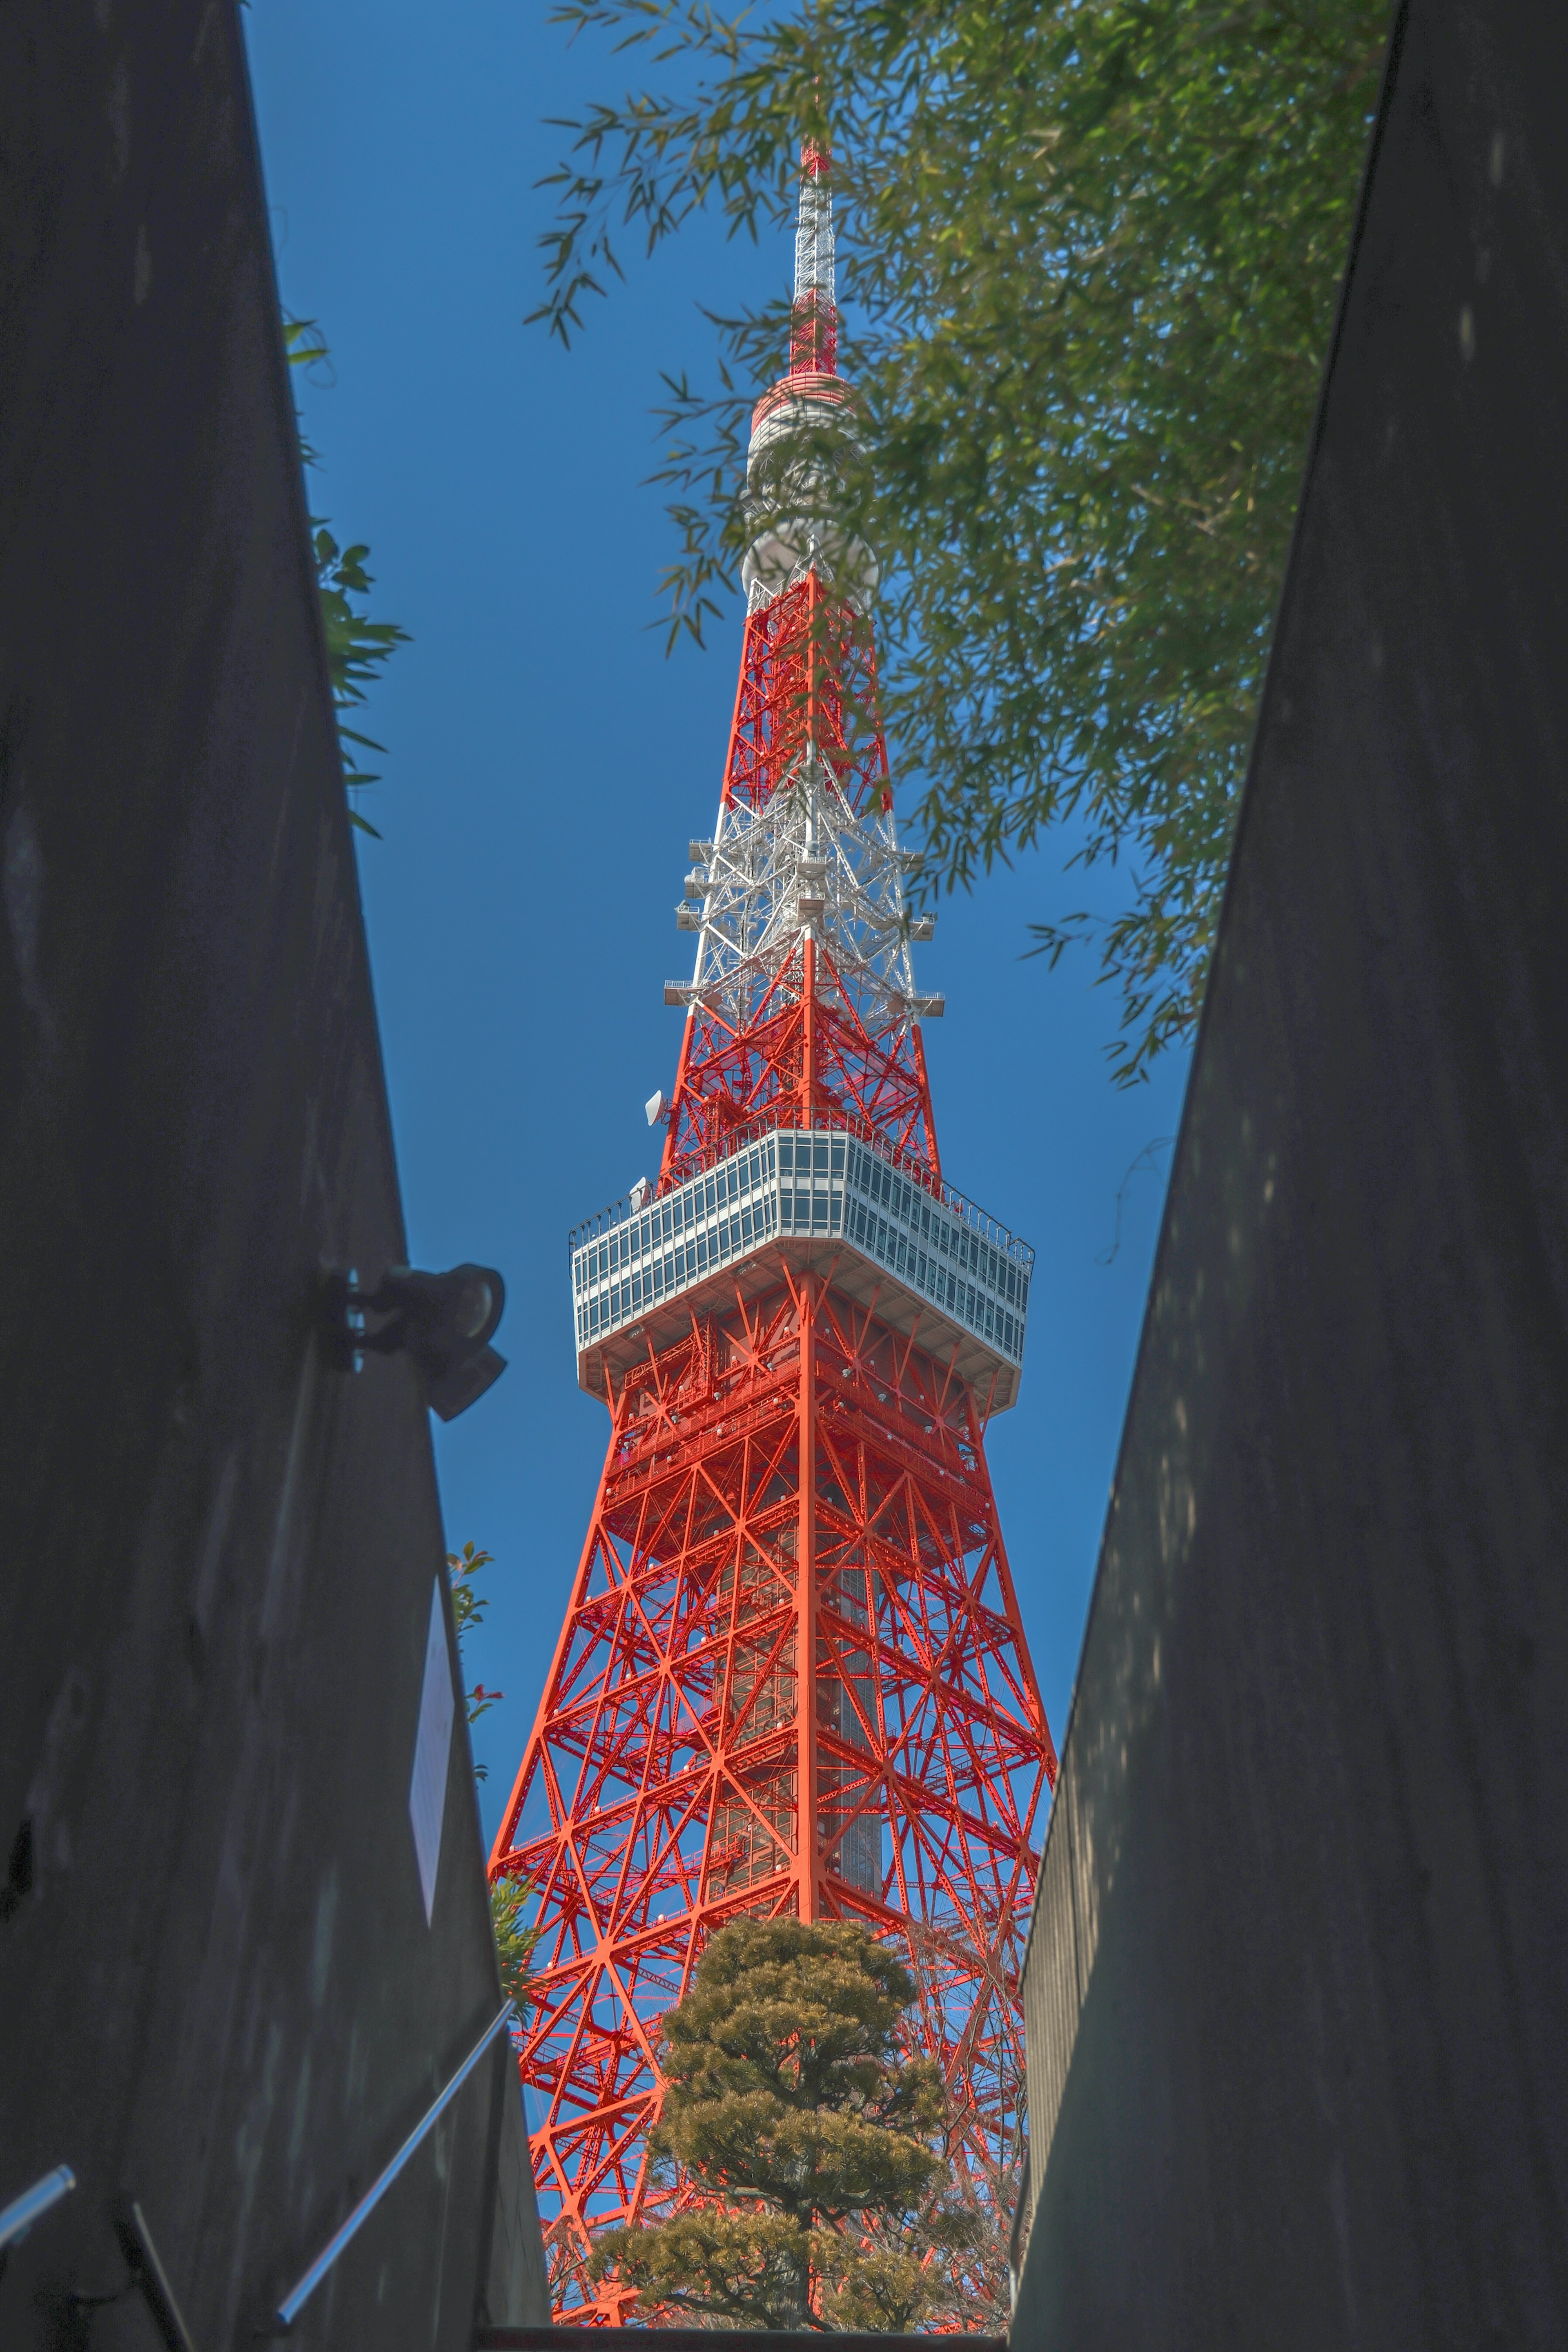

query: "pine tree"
left=591, top=1916, right=975, bottom=2330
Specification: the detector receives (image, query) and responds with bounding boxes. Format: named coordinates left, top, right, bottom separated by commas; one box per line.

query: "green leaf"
left=287, top=316, right=408, bottom=840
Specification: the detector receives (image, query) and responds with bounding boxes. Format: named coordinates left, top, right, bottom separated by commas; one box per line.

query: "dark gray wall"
left=1012, top=1, right=1568, bottom=2346
left=0, top=5, right=545, bottom=2345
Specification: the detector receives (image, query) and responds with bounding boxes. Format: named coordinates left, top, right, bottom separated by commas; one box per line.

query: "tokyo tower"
left=490, top=143, right=1058, bottom=2321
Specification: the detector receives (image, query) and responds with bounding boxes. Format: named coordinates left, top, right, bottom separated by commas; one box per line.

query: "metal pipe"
left=0, top=2165, right=76, bottom=2254
left=273, top=2001, right=514, bottom=2332
left=115, top=2199, right=200, bottom=2352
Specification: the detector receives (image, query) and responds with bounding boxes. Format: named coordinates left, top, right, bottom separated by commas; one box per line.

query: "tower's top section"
left=790, top=142, right=837, bottom=377
left=794, top=143, right=835, bottom=307
left=745, top=143, right=869, bottom=610
left=751, top=145, right=854, bottom=448
left=657, top=125, right=938, bottom=1198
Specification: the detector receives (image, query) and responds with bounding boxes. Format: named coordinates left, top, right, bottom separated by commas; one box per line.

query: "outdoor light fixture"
left=322, top=1263, right=508, bottom=1420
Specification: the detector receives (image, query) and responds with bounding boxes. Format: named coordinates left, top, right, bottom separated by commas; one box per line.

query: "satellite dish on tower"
left=645, top=1089, right=665, bottom=1127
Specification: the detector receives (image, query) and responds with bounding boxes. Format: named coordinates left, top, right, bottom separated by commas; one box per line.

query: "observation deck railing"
left=570, top=1108, right=1030, bottom=1264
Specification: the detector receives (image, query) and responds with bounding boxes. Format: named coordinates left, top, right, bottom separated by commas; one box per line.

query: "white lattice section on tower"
left=677, top=750, right=940, bottom=1038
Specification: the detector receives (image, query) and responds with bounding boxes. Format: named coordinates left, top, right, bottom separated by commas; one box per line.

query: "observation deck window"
left=569, top=1126, right=1032, bottom=1373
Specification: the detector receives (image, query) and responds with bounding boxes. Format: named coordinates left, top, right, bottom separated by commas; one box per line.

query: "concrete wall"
left=1011, top=2, right=1568, bottom=2345
left=0, top=6, right=546, bottom=2345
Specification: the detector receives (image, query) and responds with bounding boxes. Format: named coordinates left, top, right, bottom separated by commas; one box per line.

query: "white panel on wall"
left=408, top=1576, right=455, bottom=1924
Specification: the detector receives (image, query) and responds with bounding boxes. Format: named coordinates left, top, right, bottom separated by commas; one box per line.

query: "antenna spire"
left=790, top=142, right=837, bottom=376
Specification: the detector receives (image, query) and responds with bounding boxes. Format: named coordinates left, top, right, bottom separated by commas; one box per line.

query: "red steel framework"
left=490, top=144, right=1058, bottom=2323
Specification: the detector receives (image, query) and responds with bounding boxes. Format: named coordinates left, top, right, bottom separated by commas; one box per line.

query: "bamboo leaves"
left=532, top=0, right=1389, bottom=1077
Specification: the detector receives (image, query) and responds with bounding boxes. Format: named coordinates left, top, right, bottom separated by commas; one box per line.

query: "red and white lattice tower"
left=490, top=144, right=1058, bottom=2321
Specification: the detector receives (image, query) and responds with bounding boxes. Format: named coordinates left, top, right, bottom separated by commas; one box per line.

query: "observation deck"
left=570, top=1124, right=1033, bottom=1413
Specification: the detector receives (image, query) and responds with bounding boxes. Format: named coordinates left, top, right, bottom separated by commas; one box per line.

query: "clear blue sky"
left=243, top=0, right=1190, bottom=1842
